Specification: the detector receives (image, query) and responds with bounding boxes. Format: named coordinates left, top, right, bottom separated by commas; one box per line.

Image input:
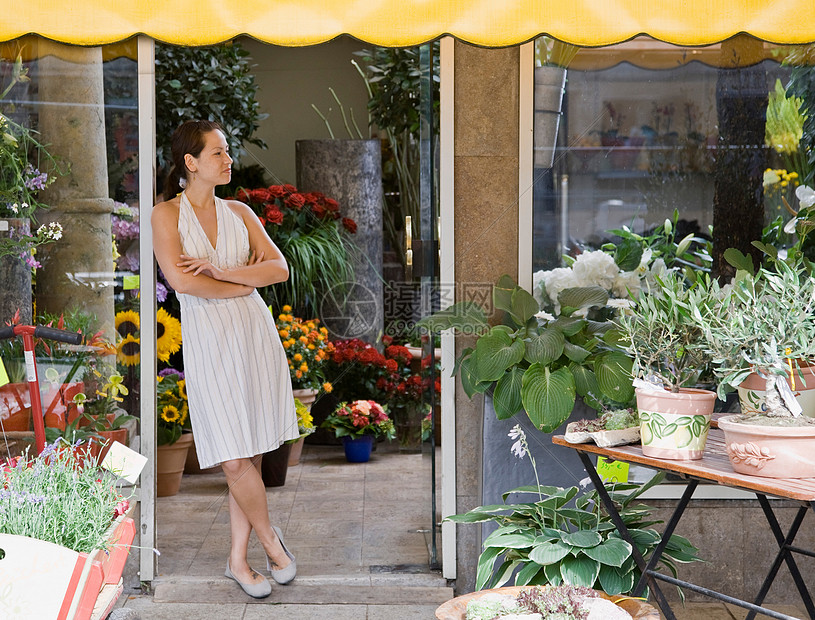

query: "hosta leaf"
left=595, top=351, right=635, bottom=403
left=597, top=564, right=634, bottom=595
left=562, top=530, right=603, bottom=548
left=558, top=286, right=609, bottom=311
left=484, top=533, right=536, bottom=549
left=476, top=546, right=503, bottom=590
left=524, top=328, right=565, bottom=365
left=582, top=537, right=632, bottom=567
left=515, top=561, right=544, bottom=586
left=474, top=330, right=525, bottom=381
left=521, top=365, right=575, bottom=432
left=493, top=368, right=525, bottom=419
left=460, top=355, right=490, bottom=397
left=510, top=287, right=541, bottom=325
left=570, top=364, right=600, bottom=400
left=529, top=540, right=572, bottom=565
left=560, top=554, right=600, bottom=587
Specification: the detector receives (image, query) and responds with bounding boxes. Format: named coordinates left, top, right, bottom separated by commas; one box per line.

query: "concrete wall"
left=453, top=41, right=520, bottom=594
left=241, top=37, right=371, bottom=185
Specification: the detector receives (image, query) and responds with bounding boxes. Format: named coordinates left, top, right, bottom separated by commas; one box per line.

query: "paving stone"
left=242, top=604, right=369, bottom=619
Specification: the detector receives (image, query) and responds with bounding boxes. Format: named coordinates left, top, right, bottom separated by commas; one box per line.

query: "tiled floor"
left=113, top=441, right=809, bottom=619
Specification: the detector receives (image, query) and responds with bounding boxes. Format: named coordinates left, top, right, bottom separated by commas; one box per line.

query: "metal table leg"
left=576, top=451, right=677, bottom=620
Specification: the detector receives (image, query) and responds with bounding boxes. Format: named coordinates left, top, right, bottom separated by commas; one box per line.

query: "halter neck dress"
left=175, top=192, right=298, bottom=468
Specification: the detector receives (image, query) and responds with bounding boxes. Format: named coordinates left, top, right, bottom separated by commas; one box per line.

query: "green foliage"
left=447, top=475, right=701, bottom=594
left=155, top=41, right=267, bottom=171
left=617, top=270, right=721, bottom=392
left=702, top=256, right=815, bottom=401
left=419, top=275, right=635, bottom=432
left=786, top=51, right=815, bottom=185
left=353, top=45, right=439, bottom=260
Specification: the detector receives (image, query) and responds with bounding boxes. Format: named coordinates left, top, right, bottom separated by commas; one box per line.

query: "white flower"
left=636, top=247, right=653, bottom=276
left=612, top=271, right=641, bottom=299
left=763, top=169, right=781, bottom=187
left=508, top=424, right=527, bottom=459
left=534, top=310, right=555, bottom=321
left=541, top=267, right=576, bottom=313
left=796, top=184, right=815, bottom=209
left=508, top=424, right=524, bottom=441
left=571, top=250, right=618, bottom=291
left=9, top=203, right=18, bottom=213
left=607, top=298, right=634, bottom=309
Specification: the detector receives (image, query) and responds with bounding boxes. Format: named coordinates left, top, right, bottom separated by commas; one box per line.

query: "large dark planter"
left=295, top=139, right=383, bottom=344
left=261, top=443, right=293, bottom=487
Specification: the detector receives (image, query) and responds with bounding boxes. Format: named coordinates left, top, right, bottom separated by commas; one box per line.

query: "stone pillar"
left=35, top=43, right=115, bottom=339
left=453, top=42, right=520, bottom=594
left=296, top=138, right=384, bottom=345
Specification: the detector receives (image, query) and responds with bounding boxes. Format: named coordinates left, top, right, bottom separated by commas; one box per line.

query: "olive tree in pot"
left=617, top=270, right=722, bottom=460
left=700, top=256, right=815, bottom=477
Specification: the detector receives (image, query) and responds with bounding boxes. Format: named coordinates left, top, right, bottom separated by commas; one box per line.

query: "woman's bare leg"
left=221, top=455, right=290, bottom=581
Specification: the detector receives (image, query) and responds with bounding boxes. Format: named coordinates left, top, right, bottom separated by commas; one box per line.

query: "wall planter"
left=718, top=414, right=815, bottom=478
left=636, top=387, right=715, bottom=460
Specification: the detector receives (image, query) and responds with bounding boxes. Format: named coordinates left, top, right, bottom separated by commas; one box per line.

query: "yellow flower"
left=117, top=333, right=140, bottom=367
left=279, top=329, right=289, bottom=339
left=115, top=309, right=140, bottom=337
left=156, top=307, right=182, bottom=363
left=178, top=379, right=186, bottom=400
left=293, top=353, right=303, bottom=362
left=299, top=336, right=308, bottom=344
left=161, top=405, right=181, bottom=423
left=307, top=344, right=315, bottom=350
left=323, top=382, right=333, bottom=393
left=299, top=363, right=308, bottom=372
left=283, top=340, right=291, bottom=349
left=295, top=370, right=303, bottom=379
left=282, top=305, right=292, bottom=312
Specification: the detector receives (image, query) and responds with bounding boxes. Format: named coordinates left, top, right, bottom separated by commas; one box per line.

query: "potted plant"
left=287, top=397, right=316, bottom=467
left=420, top=274, right=635, bottom=433
left=616, top=269, right=721, bottom=460
left=236, top=185, right=357, bottom=318
left=0, top=442, right=135, bottom=618
left=446, top=425, right=700, bottom=594
left=321, top=399, right=395, bottom=463
left=699, top=256, right=815, bottom=477
left=273, top=304, right=334, bottom=400
left=155, top=370, right=192, bottom=496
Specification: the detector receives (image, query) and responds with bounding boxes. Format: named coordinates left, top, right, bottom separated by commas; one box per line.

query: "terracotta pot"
left=184, top=432, right=220, bottom=474
left=636, top=387, right=715, bottom=460
left=434, top=585, right=659, bottom=620
left=92, top=428, right=128, bottom=464
left=261, top=442, right=293, bottom=487
left=738, top=365, right=815, bottom=418
left=718, top=414, right=815, bottom=478
left=288, top=435, right=306, bottom=466
left=0, top=382, right=31, bottom=431
left=156, top=432, right=193, bottom=497
left=42, top=381, right=84, bottom=430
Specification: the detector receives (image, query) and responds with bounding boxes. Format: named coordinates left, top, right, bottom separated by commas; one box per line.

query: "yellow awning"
left=2, top=0, right=815, bottom=48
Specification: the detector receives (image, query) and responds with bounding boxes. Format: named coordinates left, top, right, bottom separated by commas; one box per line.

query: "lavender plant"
left=0, top=441, right=131, bottom=553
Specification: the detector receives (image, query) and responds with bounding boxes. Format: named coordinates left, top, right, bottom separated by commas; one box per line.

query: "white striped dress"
left=175, top=192, right=298, bottom=469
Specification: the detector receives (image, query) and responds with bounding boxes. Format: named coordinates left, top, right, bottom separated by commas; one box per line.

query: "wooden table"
left=553, top=428, right=815, bottom=620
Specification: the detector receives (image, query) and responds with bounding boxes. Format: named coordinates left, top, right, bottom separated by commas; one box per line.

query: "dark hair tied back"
left=163, top=120, right=224, bottom=200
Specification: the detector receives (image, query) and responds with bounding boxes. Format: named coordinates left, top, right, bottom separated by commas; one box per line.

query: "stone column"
left=296, top=138, right=384, bottom=345
left=35, top=43, right=115, bottom=339
left=453, top=41, right=520, bottom=593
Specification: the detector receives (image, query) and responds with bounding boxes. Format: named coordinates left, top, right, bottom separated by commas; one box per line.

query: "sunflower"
left=115, top=310, right=140, bottom=337
left=117, top=333, right=141, bottom=366
left=156, top=308, right=182, bottom=363
left=161, top=405, right=181, bottom=423
left=177, top=379, right=186, bottom=400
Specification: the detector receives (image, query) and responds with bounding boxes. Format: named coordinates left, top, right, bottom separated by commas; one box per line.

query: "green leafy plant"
left=352, top=45, right=439, bottom=262
left=0, top=442, right=132, bottom=553
left=420, top=275, right=635, bottom=433
left=156, top=370, right=188, bottom=445
left=699, top=256, right=815, bottom=413
left=447, top=427, right=701, bottom=594
left=155, top=41, right=267, bottom=173
left=616, top=269, right=721, bottom=392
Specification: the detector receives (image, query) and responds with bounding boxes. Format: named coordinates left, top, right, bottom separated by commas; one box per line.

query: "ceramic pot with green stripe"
left=636, top=387, right=716, bottom=460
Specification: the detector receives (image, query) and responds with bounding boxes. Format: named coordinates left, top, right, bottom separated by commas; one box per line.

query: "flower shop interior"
left=4, top=2, right=815, bottom=619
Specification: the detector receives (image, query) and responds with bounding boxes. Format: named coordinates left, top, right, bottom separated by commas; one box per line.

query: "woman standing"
left=152, top=120, right=298, bottom=598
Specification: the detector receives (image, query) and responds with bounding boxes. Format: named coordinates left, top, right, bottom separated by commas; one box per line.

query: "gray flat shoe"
left=225, top=560, right=272, bottom=598
left=267, top=526, right=297, bottom=585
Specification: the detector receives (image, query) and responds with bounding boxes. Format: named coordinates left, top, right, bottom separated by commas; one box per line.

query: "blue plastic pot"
left=342, top=435, right=374, bottom=463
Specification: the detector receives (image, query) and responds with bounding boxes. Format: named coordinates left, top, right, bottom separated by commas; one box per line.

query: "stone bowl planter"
left=434, top=585, right=659, bottom=620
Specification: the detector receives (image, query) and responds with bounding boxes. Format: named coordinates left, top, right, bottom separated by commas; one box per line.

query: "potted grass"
left=617, top=270, right=722, bottom=460
left=700, top=256, right=815, bottom=477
